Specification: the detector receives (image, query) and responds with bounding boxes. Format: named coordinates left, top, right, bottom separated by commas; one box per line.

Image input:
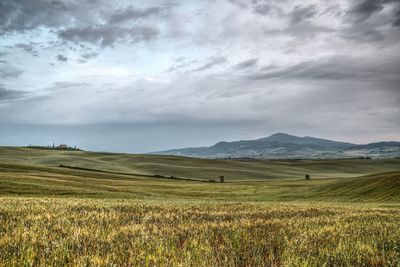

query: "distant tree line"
left=25, top=144, right=82, bottom=151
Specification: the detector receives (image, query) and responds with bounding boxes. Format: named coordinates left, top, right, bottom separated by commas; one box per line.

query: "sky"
left=0, top=0, right=399, bottom=153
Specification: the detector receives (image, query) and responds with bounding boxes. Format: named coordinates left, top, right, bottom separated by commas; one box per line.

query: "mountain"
left=153, top=133, right=400, bottom=159
left=344, top=141, right=400, bottom=159
left=257, top=133, right=353, bottom=150
left=347, top=141, right=400, bottom=150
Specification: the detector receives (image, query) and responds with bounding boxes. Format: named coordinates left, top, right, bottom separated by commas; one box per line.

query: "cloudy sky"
left=0, top=0, right=399, bottom=152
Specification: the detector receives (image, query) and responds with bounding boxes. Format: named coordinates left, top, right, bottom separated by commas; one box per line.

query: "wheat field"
left=0, top=148, right=400, bottom=266
left=1, top=198, right=400, bottom=266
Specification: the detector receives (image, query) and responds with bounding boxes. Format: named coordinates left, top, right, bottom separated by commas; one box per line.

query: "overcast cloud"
left=0, top=0, right=399, bottom=152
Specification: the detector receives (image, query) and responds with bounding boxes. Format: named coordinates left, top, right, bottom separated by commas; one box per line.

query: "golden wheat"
left=0, top=198, right=399, bottom=266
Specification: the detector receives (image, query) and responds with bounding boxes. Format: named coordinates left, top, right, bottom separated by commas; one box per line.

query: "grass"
left=1, top=199, right=400, bottom=266
left=0, top=147, right=400, bottom=266
left=1, top=146, right=400, bottom=181
left=1, top=161, right=400, bottom=203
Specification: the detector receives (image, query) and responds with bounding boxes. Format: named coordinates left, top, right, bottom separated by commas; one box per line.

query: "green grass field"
left=0, top=147, right=400, bottom=266
left=2, top=146, right=400, bottom=181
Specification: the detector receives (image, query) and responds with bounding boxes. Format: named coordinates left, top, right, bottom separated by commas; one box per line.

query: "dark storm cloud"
left=347, top=0, right=385, bottom=23
left=191, top=56, right=227, bottom=72
left=248, top=56, right=400, bottom=84
left=339, top=0, right=400, bottom=44
left=254, top=3, right=271, bottom=15
left=0, top=0, right=164, bottom=48
left=108, top=6, right=164, bottom=24
left=0, top=52, right=7, bottom=63
left=14, top=42, right=39, bottom=56
left=393, top=8, right=400, bottom=27
left=290, top=5, right=317, bottom=24
left=0, top=64, right=23, bottom=79
left=0, top=85, right=26, bottom=100
left=227, top=0, right=248, bottom=9
left=341, top=27, right=385, bottom=43
left=58, top=25, right=159, bottom=47
left=227, top=0, right=284, bottom=17
left=81, top=52, right=99, bottom=60
left=56, top=54, right=68, bottom=62
left=233, top=58, right=258, bottom=70
left=347, top=0, right=400, bottom=26
left=0, top=0, right=87, bottom=35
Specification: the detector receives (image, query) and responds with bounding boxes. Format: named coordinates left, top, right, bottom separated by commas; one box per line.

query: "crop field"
left=1, top=147, right=400, bottom=181
left=0, top=147, right=400, bottom=266
left=1, top=199, right=400, bottom=266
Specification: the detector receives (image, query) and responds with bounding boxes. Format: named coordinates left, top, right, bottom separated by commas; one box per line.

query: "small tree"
left=219, top=176, right=225, bottom=183
left=305, top=174, right=310, bottom=180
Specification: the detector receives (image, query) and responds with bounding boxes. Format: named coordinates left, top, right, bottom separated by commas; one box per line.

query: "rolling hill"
left=154, top=133, right=400, bottom=159
left=0, top=157, right=399, bottom=202
left=1, top=146, right=400, bottom=181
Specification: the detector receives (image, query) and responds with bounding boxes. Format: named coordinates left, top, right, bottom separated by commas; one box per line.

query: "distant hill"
left=153, top=133, right=400, bottom=159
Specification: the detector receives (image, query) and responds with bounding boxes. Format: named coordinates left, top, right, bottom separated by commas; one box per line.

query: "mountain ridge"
left=152, top=133, right=400, bottom=159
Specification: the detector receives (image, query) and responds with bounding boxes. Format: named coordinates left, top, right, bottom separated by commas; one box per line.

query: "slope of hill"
left=310, top=172, right=400, bottom=202
left=154, top=133, right=400, bottom=159
left=1, top=157, right=399, bottom=203
left=1, top=147, right=400, bottom=182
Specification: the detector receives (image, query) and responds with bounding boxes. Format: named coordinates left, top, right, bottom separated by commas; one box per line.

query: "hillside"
left=1, top=147, right=400, bottom=181
left=154, top=133, right=400, bottom=159
left=1, top=158, right=399, bottom=203
left=1, top=146, right=400, bottom=267
left=0, top=146, right=399, bottom=202
left=310, top=172, right=400, bottom=202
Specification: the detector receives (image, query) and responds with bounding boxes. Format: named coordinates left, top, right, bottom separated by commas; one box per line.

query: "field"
left=1, top=147, right=400, bottom=266
left=2, top=147, right=400, bottom=181
left=1, top=198, right=400, bottom=266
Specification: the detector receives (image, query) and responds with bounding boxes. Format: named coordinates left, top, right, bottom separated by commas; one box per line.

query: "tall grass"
left=0, top=198, right=399, bottom=266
